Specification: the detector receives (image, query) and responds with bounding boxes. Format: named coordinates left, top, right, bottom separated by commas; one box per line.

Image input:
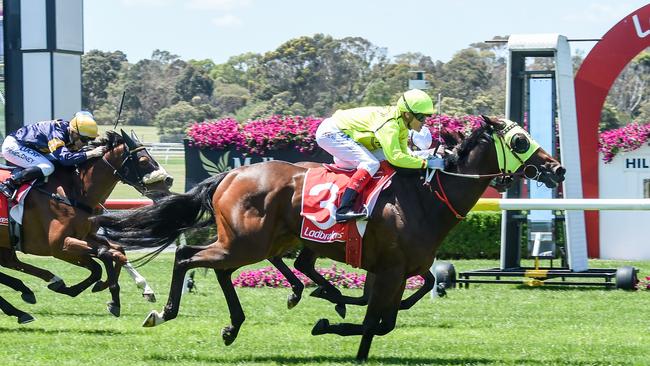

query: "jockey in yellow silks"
left=315, top=89, right=444, bottom=223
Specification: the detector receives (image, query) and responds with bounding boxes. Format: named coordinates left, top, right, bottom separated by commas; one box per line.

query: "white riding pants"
left=2, top=136, right=55, bottom=176
left=315, top=118, right=381, bottom=176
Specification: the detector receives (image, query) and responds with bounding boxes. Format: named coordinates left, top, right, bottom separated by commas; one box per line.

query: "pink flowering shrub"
left=187, top=115, right=322, bottom=155
left=186, top=114, right=484, bottom=155
left=232, top=264, right=425, bottom=290
left=598, top=122, right=650, bottom=163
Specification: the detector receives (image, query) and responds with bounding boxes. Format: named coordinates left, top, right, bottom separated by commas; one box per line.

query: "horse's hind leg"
left=268, top=256, right=304, bottom=309
left=142, top=244, right=207, bottom=327
left=0, top=270, right=36, bottom=304
left=0, top=295, right=34, bottom=324
left=215, top=268, right=244, bottom=346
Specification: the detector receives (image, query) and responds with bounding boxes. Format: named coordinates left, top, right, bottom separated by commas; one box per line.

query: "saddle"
left=300, top=161, right=396, bottom=267
left=0, top=166, right=38, bottom=251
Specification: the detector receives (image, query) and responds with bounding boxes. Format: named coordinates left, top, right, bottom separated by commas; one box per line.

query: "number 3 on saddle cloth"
left=300, top=161, right=396, bottom=268
left=0, top=169, right=36, bottom=251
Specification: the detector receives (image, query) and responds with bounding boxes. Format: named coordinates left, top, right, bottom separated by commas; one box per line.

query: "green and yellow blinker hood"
left=492, top=119, right=540, bottom=173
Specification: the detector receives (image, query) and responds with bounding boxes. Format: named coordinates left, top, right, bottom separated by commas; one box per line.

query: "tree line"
left=81, top=34, right=650, bottom=141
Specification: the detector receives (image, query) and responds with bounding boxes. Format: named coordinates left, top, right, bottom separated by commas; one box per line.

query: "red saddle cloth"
left=300, top=161, right=396, bottom=268
left=0, top=169, right=34, bottom=226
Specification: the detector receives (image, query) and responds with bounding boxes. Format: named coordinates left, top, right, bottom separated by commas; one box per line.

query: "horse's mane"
left=90, top=130, right=125, bottom=150
left=443, top=122, right=494, bottom=170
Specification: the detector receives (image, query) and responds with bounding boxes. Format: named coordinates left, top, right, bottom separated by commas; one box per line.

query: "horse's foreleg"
left=311, top=267, right=406, bottom=362
left=215, top=268, right=245, bottom=346
left=0, top=248, right=65, bottom=291
left=295, top=248, right=366, bottom=318
left=268, top=256, right=304, bottom=309
left=95, top=248, right=121, bottom=317
left=0, top=295, right=34, bottom=324
left=0, top=270, right=36, bottom=304
left=51, top=237, right=103, bottom=297
left=399, top=271, right=435, bottom=310
left=123, top=262, right=156, bottom=302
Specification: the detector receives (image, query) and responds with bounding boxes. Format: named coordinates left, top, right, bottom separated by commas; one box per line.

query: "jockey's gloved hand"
left=86, top=145, right=107, bottom=158
left=426, top=156, right=444, bottom=170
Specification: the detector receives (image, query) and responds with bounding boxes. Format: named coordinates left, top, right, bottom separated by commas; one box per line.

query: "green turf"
left=0, top=256, right=648, bottom=366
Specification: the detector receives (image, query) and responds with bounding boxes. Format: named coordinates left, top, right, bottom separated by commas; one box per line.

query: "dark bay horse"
left=96, top=116, right=565, bottom=361
left=0, top=130, right=173, bottom=319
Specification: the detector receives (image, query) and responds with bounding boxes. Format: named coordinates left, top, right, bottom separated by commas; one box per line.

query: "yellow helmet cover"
left=70, top=111, right=99, bottom=138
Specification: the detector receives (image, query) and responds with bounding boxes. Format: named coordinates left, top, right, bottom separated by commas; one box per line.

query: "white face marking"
left=142, top=165, right=171, bottom=184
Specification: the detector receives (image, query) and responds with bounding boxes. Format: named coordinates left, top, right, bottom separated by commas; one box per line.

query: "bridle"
left=425, top=120, right=543, bottom=219
left=102, top=143, right=152, bottom=196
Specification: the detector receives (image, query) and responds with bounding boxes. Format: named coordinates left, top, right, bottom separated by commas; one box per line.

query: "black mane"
left=90, top=130, right=125, bottom=150
left=443, top=123, right=494, bottom=170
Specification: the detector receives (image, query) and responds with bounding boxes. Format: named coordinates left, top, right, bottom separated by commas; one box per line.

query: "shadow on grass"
left=144, top=353, right=624, bottom=365
left=0, top=326, right=130, bottom=335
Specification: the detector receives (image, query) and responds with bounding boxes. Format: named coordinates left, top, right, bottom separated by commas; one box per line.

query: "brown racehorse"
left=96, top=116, right=565, bottom=361
left=0, top=130, right=173, bottom=320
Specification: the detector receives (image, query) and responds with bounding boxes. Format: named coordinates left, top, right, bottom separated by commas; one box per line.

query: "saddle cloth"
left=0, top=169, right=35, bottom=226
left=300, top=161, right=395, bottom=268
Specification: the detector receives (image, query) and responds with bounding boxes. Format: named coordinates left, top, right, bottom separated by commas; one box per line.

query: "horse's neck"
left=437, top=145, right=498, bottom=217
left=75, top=159, right=120, bottom=206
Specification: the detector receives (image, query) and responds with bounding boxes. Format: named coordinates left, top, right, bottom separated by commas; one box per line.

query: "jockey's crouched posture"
left=0, top=111, right=107, bottom=199
left=316, top=89, right=444, bottom=223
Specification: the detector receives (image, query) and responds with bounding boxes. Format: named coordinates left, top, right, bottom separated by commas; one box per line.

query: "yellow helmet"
left=397, top=89, right=435, bottom=115
left=70, top=111, right=99, bottom=139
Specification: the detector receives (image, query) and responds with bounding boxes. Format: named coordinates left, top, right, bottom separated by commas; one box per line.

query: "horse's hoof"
left=17, top=313, right=35, bottom=324
left=91, top=281, right=105, bottom=293
left=47, top=279, right=65, bottom=292
left=221, top=325, right=238, bottom=346
left=142, top=310, right=164, bottom=327
left=21, top=292, right=36, bottom=304
left=311, top=318, right=329, bottom=336
left=287, top=293, right=300, bottom=309
left=143, top=293, right=157, bottom=303
left=107, top=302, right=121, bottom=317
left=335, top=303, right=346, bottom=319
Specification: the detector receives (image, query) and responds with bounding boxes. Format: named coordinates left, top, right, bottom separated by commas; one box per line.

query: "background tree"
left=81, top=50, right=127, bottom=114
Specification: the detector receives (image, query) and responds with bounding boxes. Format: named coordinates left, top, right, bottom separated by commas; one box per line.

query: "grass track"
left=0, top=256, right=648, bottom=366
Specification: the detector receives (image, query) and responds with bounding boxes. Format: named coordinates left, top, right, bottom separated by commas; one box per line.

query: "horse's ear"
left=130, top=130, right=143, bottom=146
left=483, top=115, right=505, bottom=131
left=120, top=129, right=137, bottom=150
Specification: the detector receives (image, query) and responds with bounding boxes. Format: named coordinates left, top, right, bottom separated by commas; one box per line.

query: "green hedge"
left=437, top=212, right=502, bottom=259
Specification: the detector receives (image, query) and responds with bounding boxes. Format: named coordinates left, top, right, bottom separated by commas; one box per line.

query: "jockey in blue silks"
left=0, top=111, right=107, bottom=199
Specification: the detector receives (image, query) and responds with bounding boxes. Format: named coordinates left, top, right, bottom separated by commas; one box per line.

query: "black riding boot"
left=0, top=166, right=44, bottom=200
left=335, top=188, right=366, bottom=223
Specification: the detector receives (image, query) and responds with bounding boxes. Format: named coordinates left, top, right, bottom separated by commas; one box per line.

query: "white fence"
left=144, top=143, right=184, bottom=163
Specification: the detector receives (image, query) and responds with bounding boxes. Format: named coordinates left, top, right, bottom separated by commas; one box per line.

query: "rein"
left=102, top=145, right=149, bottom=194
left=424, top=125, right=539, bottom=219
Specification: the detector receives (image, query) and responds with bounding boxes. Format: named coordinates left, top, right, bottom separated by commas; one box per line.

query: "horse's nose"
left=553, top=166, right=566, bottom=177
left=164, top=176, right=174, bottom=188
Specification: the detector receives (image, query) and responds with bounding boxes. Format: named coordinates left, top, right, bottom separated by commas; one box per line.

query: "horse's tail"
left=94, top=172, right=228, bottom=250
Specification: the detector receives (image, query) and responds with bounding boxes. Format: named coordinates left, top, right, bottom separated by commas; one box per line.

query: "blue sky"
left=84, top=0, right=649, bottom=64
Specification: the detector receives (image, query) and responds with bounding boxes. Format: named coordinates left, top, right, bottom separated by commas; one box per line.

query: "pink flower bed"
left=233, top=264, right=425, bottom=290
left=187, top=115, right=322, bottom=155
left=598, top=122, right=650, bottom=163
